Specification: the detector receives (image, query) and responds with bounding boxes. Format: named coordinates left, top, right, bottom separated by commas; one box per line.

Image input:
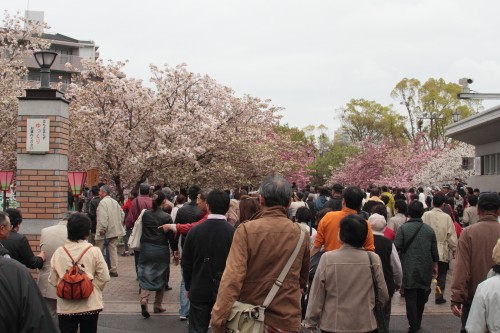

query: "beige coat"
left=96, top=195, right=125, bottom=240
left=49, top=240, right=110, bottom=314
left=422, top=208, right=457, bottom=262
left=38, top=220, right=68, bottom=299
left=304, top=244, right=389, bottom=332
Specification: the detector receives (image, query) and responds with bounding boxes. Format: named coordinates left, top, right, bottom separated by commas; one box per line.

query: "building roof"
left=41, top=33, right=96, bottom=48
left=445, top=104, right=500, bottom=145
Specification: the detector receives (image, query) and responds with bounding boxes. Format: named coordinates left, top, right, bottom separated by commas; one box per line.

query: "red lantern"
left=67, top=171, right=87, bottom=197
left=0, top=171, right=14, bottom=212
left=0, top=171, right=14, bottom=192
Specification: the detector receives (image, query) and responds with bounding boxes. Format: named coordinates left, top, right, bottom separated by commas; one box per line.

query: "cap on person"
left=367, top=213, right=387, bottom=233
left=442, top=184, right=450, bottom=189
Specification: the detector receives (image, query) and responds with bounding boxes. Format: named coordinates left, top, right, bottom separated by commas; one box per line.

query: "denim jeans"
left=180, top=272, right=190, bottom=317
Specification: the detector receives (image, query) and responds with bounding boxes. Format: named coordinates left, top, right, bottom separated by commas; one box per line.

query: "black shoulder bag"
left=368, top=252, right=388, bottom=333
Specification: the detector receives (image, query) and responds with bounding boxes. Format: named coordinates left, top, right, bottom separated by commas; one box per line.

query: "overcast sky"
left=4, top=0, right=500, bottom=133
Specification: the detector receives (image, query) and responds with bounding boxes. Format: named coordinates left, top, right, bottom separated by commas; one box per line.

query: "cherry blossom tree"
left=150, top=64, right=283, bottom=188
left=66, top=59, right=157, bottom=202
left=0, top=12, right=48, bottom=169
left=329, top=136, right=438, bottom=188
left=69, top=61, right=304, bottom=196
left=412, top=142, right=475, bottom=188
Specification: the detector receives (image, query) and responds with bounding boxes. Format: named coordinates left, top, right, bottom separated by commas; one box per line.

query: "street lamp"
left=33, top=51, right=58, bottom=89
left=68, top=171, right=87, bottom=211
left=453, top=111, right=461, bottom=123
left=0, top=171, right=14, bottom=211
left=418, top=112, right=444, bottom=149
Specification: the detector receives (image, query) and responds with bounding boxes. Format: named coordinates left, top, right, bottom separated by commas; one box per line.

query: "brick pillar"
left=16, top=89, right=69, bottom=236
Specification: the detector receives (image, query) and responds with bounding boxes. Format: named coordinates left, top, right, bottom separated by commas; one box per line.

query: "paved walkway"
left=102, top=254, right=456, bottom=317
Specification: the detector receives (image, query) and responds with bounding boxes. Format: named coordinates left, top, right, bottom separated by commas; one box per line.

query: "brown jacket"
left=211, top=206, right=310, bottom=331
left=451, top=215, right=500, bottom=304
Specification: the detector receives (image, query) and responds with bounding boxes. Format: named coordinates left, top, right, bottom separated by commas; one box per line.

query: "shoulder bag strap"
left=262, top=230, right=305, bottom=308
left=402, top=223, right=424, bottom=254
left=136, top=197, right=140, bottom=213
left=367, top=252, right=379, bottom=303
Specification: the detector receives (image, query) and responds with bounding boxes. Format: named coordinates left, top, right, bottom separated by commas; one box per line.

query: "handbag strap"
left=367, top=252, right=379, bottom=304
left=262, top=229, right=305, bottom=308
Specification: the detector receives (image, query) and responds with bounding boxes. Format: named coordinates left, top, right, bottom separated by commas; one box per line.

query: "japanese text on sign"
left=26, top=118, right=50, bottom=153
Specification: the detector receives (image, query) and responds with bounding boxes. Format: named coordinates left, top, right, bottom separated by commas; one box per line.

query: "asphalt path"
left=98, top=313, right=462, bottom=333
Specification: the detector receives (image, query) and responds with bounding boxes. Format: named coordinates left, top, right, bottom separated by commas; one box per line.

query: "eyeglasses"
left=1, top=223, right=12, bottom=230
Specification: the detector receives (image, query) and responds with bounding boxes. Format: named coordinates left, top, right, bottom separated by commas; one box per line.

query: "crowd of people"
left=1, top=175, right=500, bottom=333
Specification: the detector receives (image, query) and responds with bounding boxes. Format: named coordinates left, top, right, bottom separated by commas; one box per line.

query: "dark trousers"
left=123, top=228, right=132, bottom=252
left=405, top=288, right=429, bottom=332
left=383, top=295, right=392, bottom=329
left=58, top=313, right=99, bottom=333
left=436, top=261, right=449, bottom=300
left=189, top=301, right=214, bottom=333
left=460, top=303, right=472, bottom=333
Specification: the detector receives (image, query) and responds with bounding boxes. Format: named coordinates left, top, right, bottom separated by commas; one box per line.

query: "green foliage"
left=338, top=99, right=407, bottom=143
left=391, top=77, right=480, bottom=148
left=274, top=124, right=313, bottom=144
left=308, top=144, right=359, bottom=186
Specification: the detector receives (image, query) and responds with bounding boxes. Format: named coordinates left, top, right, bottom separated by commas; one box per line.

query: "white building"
left=445, top=105, right=500, bottom=191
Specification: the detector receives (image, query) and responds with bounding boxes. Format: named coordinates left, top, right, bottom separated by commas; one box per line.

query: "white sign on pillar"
left=26, top=118, right=50, bottom=153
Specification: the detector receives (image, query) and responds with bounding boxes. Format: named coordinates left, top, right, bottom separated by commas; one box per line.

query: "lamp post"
left=418, top=112, right=444, bottom=150
left=453, top=111, right=461, bottom=123
left=33, top=51, right=58, bottom=89
left=0, top=171, right=14, bottom=211
left=68, top=171, right=87, bottom=211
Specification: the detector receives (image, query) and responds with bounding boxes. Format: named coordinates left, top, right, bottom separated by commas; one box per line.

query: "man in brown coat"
left=210, top=175, right=310, bottom=332
left=450, top=192, right=500, bottom=333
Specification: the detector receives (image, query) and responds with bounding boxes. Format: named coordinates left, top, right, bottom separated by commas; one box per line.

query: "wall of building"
left=467, top=175, right=500, bottom=192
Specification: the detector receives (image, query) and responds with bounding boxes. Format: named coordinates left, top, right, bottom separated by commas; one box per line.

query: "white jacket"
left=465, top=273, right=500, bottom=333
left=49, top=240, right=110, bottom=314
left=96, top=195, right=125, bottom=240
left=422, top=208, right=457, bottom=262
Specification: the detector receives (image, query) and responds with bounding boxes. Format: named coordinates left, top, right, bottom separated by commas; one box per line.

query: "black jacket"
left=181, top=218, right=235, bottom=303
left=0, top=231, right=43, bottom=269
left=175, top=201, right=203, bottom=247
left=140, top=209, right=178, bottom=251
left=0, top=257, right=58, bottom=333
left=373, top=234, right=395, bottom=296
left=87, top=196, right=101, bottom=234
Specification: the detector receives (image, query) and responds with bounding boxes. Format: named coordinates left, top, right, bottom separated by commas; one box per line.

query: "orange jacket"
left=314, top=207, right=375, bottom=252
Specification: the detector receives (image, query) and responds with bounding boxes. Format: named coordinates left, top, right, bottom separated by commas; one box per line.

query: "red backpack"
left=56, top=246, right=94, bottom=300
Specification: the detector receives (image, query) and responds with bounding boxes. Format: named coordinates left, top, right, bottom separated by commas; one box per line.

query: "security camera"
left=458, top=78, right=473, bottom=93
left=459, top=78, right=473, bottom=85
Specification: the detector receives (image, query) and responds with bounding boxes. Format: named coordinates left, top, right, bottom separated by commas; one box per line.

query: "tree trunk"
left=112, top=174, right=124, bottom=204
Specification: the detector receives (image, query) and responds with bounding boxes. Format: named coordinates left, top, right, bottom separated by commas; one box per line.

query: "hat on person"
left=367, top=213, right=387, bottom=232
left=493, top=238, right=500, bottom=265
left=442, top=184, right=450, bottom=189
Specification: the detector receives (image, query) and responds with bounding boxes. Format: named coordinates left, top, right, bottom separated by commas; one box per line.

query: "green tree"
left=391, top=78, right=481, bottom=149
left=338, top=99, right=407, bottom=143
